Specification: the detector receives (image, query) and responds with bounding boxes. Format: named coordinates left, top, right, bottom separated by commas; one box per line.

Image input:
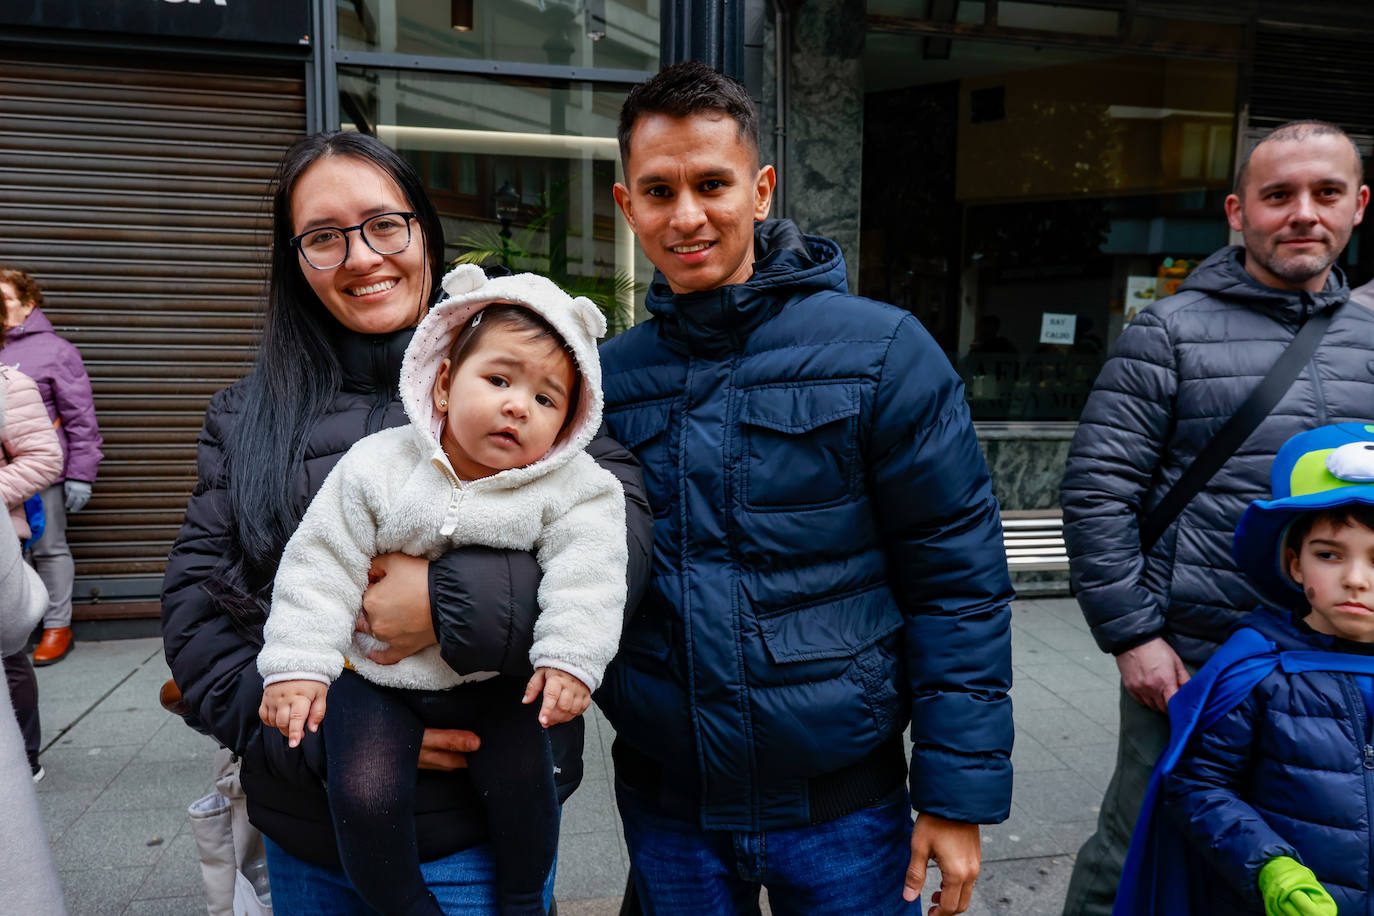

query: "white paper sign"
left=1039, top=312, right=1077, bottom=346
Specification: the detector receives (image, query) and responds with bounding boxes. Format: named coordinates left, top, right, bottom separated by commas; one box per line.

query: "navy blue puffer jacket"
left=597, top=221, right=1014, bottom=831
left=1062, top=247, right=1374, bottom=664
left=1162, top=606, right=1374, bottom=914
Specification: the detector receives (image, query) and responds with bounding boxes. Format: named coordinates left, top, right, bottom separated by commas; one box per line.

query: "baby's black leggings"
left=324, top=671, right=558, bottom=915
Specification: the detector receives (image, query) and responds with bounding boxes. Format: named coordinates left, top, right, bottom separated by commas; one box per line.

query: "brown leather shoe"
left=159, top=678, right=190, bottom=717
left=32, top=627, right=73, bottom=666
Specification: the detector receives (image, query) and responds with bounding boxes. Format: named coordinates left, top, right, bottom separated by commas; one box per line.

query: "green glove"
left=1258, top=856, right=1337, bottom=916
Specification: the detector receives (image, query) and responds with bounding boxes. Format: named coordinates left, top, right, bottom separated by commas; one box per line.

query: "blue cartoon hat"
left=1233, top=422, right=1374, bottom=607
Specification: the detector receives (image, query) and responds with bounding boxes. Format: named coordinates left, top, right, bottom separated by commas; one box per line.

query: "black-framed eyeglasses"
left=290, top=211, right=417, bottom=270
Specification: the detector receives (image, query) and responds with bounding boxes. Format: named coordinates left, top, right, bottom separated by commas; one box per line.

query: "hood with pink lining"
left=397, top=265, right=608, bottom=485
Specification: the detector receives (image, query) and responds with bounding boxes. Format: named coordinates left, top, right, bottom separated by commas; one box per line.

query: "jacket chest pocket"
left=740, top=383, right=861, bottom=511
left=606, top=399, right=676, bottom=518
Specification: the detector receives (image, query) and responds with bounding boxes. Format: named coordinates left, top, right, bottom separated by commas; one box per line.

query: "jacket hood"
left=1232, top=423, right=1374, bottom=611
left=399, top=265, right=607, bottom=483
left=1242, top=604, right=1318, bottom=651
left=1177, top=245, right=1349, bottom=322
left=1239, top=603, right=1374, bottom=656
left=646, top=218, right=849, bottom=355
left=1352, top=278, right=1374, bottom=312
left=2, top=306, right=56, bottom=345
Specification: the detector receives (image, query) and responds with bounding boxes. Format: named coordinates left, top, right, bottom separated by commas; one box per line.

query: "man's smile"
left=669, top=240, right=715, bottom=260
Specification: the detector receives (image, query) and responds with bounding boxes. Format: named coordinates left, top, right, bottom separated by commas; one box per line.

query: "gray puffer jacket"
left=1062, top=247, right=1374, bottom=665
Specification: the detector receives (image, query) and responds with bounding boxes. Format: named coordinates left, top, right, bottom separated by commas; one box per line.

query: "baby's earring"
left=439, top=399, right=448, bottom=409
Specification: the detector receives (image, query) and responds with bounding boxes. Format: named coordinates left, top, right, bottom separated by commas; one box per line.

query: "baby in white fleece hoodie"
left=257, top=266, right=627, bottom=916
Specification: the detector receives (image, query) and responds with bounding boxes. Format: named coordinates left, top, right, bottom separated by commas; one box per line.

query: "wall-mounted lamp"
left=494, top=180, right=521, bottom=267
left=494, top=181, right=521, bottom=238
left=585, top=0, right=606, bottom=41
left=451, top=0, right=473, bottom=31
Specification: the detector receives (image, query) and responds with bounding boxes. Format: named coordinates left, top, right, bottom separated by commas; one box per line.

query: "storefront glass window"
left=338, top=0, right=660, bottom=72
left=338, top=67, right=651, bottom=332
left=860, top=31, right=1247, bottom=422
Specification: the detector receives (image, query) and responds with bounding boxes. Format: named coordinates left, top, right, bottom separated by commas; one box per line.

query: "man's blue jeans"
left=616, top=781, right=919, bottom=915
left=264, top=837, right=556, bottom=915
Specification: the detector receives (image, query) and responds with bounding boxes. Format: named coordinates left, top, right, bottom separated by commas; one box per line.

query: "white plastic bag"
left=188, top=790, right=236, bottom=916
left=232, top=867, right=271, bottom=916
left=189, top=748, right=272, bottom=916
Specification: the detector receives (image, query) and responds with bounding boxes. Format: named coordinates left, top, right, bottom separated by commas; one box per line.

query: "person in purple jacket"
left=0, top=268, right=103, bottom=666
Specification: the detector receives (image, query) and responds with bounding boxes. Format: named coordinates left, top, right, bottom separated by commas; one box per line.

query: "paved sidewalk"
left=31, top=597, right=1114, bottom=915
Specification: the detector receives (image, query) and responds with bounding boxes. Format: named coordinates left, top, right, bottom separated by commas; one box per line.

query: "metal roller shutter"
left=0, top=47, right=306, bottom=615
left=1247, top=25, right=1374, bottom=133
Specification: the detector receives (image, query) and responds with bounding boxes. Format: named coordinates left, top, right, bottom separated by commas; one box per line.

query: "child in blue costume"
left=1115, top=422, right=1374, bottom=916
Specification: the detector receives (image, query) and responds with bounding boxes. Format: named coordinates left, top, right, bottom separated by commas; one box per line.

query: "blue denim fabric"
left=263, top=837, right=556, bottom=915
left=616, top=782, right=919, bottom=915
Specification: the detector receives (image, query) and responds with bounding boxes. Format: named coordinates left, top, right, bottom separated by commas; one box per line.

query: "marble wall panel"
left=979, top=434, right=1073, bottom=512
left=979, top=432, right=1075, bottom=595
left=1010, top=568, right=1072, bottom=596
left=774, top=0, right=865, bottom=292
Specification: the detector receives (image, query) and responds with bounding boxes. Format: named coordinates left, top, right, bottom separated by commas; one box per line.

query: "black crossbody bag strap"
left=1138, top=305, right=1337, bottom=553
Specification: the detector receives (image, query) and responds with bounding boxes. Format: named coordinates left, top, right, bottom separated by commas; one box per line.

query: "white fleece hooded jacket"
left=258, top=265, right=627, bottom=692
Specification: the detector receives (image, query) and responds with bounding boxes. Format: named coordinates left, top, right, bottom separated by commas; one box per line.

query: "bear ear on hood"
left=572, top=296, right=607, bottom=341
left=440, top=264, right=486, bottom=299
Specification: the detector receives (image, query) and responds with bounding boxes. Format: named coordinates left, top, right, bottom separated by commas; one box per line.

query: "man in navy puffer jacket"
left=598, top=62, right=1013, bottom=915
left=1061, top=121, right=1372, bottom=916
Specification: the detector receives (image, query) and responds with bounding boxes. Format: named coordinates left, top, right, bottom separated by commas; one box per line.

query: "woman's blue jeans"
left=617, top=781, right=919, bottom=915
left=263, top=837, right=556, bottom=915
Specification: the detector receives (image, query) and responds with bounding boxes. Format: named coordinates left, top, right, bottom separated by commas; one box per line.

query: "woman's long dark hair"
left=212, top=132, right=445, bottom=633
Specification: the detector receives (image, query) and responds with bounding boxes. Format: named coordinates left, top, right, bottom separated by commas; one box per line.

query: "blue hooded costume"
left=1115, top=423, right=1374, bottom=916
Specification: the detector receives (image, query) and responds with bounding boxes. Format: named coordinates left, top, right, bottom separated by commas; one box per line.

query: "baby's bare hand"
left=260, top=680, right=328, bottom=747
left=524, top=667, right=590, bottom=727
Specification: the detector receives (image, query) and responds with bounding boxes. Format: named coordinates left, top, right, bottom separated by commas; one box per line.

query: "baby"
left=257, top=266, right=627, bottom=915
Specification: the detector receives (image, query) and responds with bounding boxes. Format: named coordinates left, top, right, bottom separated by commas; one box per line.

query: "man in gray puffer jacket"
left=1060, top=120, right=1371, bottom=916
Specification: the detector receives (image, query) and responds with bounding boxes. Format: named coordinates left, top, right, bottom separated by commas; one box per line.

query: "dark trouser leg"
left=3, top=652, right=40, bottom=771
left=1061, top=685, right=1170, bottom=916
left=457, top=675, right=559, bottom=916
left=323, top=671, right=443, bottom=916
left=619, top=870, right=641, bottom=916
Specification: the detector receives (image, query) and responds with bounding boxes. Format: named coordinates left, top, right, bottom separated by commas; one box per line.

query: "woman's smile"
left=346, top=278, right=399, bottom=297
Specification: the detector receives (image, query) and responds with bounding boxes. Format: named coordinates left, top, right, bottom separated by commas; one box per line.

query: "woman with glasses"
left=160, top=131, right=650, bottom=913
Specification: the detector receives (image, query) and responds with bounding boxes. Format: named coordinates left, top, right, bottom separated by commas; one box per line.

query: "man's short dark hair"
left=617, top=60, right=760, bottom=168
left=1233, top=120, right=1365, bottom=195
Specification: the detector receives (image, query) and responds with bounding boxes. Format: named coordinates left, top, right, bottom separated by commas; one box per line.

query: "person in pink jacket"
left=0, top=268, right=103, bottom=666
left=0, top=364, right=63, bottom=784
left=0, top=366, right=63, bottom=539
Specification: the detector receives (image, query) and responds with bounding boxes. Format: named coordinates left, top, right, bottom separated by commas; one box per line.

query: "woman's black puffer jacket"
left=161, top=327, right=652, bottom=865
